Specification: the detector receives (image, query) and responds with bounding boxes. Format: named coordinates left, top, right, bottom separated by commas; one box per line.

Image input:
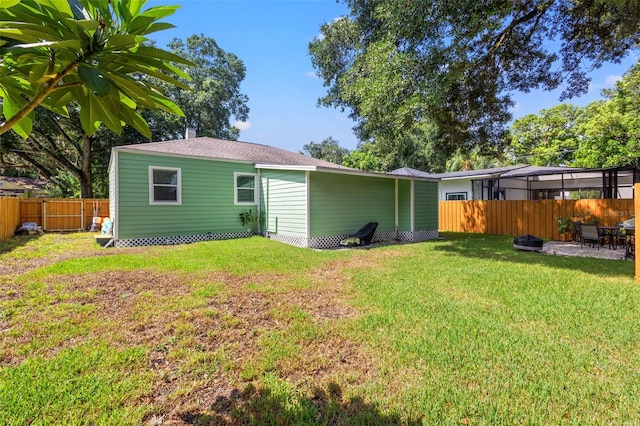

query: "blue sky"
left=148, top=0, right=638, bottom=153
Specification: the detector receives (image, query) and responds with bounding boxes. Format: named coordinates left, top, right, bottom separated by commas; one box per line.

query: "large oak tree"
left=309, top=0, right=640, bottom=154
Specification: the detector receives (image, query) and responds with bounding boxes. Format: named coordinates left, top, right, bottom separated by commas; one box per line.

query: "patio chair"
left=580, top=224, right=605, bottom=250
left=613, top=222, right=626, bottom=248
left=353, top=221, right=378, bottom=245
left=340, top=222, right=378, bottom=246
left=572, top=221, right=582, bottom=244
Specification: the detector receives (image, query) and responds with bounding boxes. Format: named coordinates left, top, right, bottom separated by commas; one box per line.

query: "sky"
left=148, top=0, right=638, bottom=153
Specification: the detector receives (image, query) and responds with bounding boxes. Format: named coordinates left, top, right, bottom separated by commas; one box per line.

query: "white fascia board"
left=254, top=164, right=318, bottom=171
left=276, top=164, right=440, bottom=182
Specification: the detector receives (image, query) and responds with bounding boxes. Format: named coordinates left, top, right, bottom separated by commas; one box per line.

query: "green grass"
left=0, top=343, right=150, bottom=425
left=1, top=232, right=639, bottom=424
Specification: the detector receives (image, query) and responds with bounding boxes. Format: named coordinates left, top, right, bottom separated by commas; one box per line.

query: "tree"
left=504, top=61, right=640, bottom=169
left=573, top=62, right=640, bottom=168
left=156, top=34, right=250, bottom=140
left=0, top=35, right=251, bottom=198
left=341, top=148, right=382, bottom=171
left=309, top=0, right=640, bottom=152
left=506, top=104, right=584, bottom=166
left=445, top=147, right=503, bottom=172
left=0, top=0, right=192, bottom=139
left=302, top=137, right=349, bottom=164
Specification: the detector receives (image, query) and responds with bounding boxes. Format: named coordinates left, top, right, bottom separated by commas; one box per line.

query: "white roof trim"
left=254, top=164, right=318, bottom=171
left=255, top=163, right=439, bottom=181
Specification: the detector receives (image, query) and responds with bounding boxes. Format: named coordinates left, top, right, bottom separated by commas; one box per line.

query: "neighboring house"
left=108, top=137, right=439, bottom=249
left=431, top=165, right=638, bottom=201
left=0, top=176, right=47, bottom=197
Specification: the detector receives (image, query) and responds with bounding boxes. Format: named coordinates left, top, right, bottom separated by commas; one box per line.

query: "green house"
left=108, top=137, right=439, bottom=249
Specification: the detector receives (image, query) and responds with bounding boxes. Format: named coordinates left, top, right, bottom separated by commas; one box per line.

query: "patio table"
left=597, top=226, right=620, bottom=250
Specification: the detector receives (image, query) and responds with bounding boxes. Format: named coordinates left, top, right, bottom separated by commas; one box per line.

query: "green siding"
left=309, top=172, right=395, bottom=237
left=414, top=180, right=438, bottom=230
left=116, top=152, right=256, bottom=238
left=261, top=170, right=307, bottom=237
left=397, top=179, right=411, bottom=231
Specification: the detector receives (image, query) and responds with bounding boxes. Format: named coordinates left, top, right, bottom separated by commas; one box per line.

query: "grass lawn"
left=1, top=232, right=639, bottom=424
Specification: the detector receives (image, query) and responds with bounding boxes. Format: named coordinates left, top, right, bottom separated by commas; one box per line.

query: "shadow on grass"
left=432, top=232, right=635, bottom=279
left=0, top=233, right=42, bottom=256
left=176, top=382, right=420, bottom=425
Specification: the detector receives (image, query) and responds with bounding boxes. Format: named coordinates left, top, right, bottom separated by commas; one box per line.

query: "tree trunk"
left=79, top=133, right=94, bottom=198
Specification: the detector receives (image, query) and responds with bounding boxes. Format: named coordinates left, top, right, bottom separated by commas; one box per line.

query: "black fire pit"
left=513, top=234, right=543, bottom=252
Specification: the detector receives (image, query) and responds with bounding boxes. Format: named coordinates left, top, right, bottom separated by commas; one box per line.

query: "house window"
left=149, top=166, right=181, bottom=205
left=234, top=172, right=257, bottom=205
left=446, top=192, right=467, bottom=200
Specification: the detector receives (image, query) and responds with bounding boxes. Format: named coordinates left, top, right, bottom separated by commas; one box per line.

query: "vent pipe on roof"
left=185, top=128, right=196, bottom=139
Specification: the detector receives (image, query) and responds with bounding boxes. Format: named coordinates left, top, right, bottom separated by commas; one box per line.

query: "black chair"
left=581, top=224, right=605, bottom=249
left=613, top=222, right=626, bottom=248
left=572, top=221, right=582, bottom=244
left=352, top=222, right=378, bottom=245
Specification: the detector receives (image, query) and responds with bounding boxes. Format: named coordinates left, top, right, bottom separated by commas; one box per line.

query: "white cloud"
left=305, top=71, right=319, bottom=79
left=604, top=74, right=622, bottom=86
left=234, top=121, right=252, bottom=131
left=510, top=102, right=522, bottom=113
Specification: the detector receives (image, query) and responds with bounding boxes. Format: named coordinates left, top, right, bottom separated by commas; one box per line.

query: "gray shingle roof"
left=115, top=137, right=353, bottom=170
left=388, top=167, right=432, bottom=178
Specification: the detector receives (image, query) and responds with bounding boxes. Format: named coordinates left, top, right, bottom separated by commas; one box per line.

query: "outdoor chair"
left=580, top=224, right=605, bottom=249
left=613, top=222, right=626, bottom=249
left=353, top=221, right=378, bottom=245
left=572, top=221, right=582, bottom=244
left=340, top=222, right=378, bottom=247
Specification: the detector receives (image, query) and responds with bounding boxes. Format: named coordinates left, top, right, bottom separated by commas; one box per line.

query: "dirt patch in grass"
left=1, top=236, right=406, bottom=423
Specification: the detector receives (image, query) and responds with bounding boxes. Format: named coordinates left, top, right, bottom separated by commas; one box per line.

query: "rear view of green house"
left=108, top=137, right=439, bottom=249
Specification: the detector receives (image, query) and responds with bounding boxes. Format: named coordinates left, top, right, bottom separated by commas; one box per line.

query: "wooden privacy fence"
left=439, top=198, right=635, bottom=241
left=0, top=198, right=21, bottom=241
left=0, top=198, right=109, bottom=241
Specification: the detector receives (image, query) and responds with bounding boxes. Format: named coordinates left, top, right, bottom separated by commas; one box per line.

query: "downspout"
left=395, top=178, right=399, bottom=239
left=561, top=174, right=565, bottom=200
left=265, top=176, right=270, bottom=234
left=306, top=171, right=310, bottom=244
left=257, top=169, right=262, bottom=235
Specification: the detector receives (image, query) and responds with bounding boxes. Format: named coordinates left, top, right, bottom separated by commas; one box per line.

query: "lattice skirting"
left=267, top=229, right=438, bottom=249
left=115, top=231, right=252, bottom=248
left=396, top=229, right=439, bottom=243
left=266, top=233, right=309, bottom=248
left=115, top=229, right=439, bottom=249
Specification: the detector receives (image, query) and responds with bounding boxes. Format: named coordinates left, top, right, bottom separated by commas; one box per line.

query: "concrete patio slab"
left=541, top=241, right=631, bottom=261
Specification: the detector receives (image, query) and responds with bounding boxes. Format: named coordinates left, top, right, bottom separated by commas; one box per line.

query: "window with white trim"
left=234, top=172, right=257, bottom=205
left=446, top=192, right=467, bottom=200
left=149, top=166, right=181, bottom=205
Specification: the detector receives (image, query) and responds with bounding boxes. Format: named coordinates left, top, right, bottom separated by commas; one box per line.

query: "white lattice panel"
left=114, top=231, right=252, bottom=248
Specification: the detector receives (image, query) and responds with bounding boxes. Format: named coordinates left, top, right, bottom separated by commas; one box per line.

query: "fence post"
left=635, top=184, right=639, bottom=283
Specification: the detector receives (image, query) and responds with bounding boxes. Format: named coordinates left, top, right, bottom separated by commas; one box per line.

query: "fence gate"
left=43, top=200, right=84, bottom=231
